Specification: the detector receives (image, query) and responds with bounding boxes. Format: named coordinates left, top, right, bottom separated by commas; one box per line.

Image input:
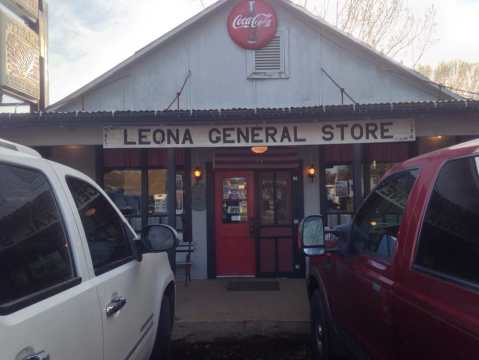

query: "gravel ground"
left=172, top=335, right=311, bottom=360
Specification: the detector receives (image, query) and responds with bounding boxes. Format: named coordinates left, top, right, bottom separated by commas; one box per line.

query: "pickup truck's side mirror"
left=300, top=215, right=326, bottom=256
left=141, top=224, right=179, bottom=253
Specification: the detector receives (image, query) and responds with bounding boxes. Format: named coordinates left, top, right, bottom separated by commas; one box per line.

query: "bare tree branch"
left=417, top=60, right=479, bottom=100
left=294, top=0, right=437, bottom=66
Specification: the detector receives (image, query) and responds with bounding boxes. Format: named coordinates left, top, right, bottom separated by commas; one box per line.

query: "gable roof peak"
left=48, top=0, right=458, bottom=111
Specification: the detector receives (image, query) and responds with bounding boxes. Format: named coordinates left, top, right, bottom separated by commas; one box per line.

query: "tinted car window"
left=415, top=157, right=479, bottom=286
left=0, top=164, right=74, bottom=306
left=66, top=177, right=133, bottom=275
left=352, top=169, right=418, bottom=260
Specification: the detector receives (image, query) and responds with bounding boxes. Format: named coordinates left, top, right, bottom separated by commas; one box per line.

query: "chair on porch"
left=176, top=242, right=195, bottom=286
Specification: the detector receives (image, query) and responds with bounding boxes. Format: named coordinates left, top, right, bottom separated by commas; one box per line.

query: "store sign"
left=227, top=0, right=278, bottom=49
left=104, top=119, right=415, bottom=149
left=3, top=0, right=39, bottom=20
left=0, top=11, right=40, bottom=100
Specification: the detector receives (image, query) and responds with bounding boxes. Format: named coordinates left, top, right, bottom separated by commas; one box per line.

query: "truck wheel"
left=151, top=294, right=173, bottom=360
left=311, top=290, right=330, bottom=360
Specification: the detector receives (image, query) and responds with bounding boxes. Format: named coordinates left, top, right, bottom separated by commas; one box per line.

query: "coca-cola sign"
left=227, top=0, right=278, bottom=49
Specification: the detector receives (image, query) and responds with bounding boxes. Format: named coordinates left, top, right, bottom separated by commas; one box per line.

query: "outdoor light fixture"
left=193, top=167, right=203, bottom=183
left=251, top=146, right=269, bottom=154
left=307, top=165, right=317, bottom=182
left=432, top=135, right=444, bottom=141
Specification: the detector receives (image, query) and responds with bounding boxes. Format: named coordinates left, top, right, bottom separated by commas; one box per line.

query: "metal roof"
left=47, top=0, right=458, bottom=111
left=3, top=100, right=478, bottom=129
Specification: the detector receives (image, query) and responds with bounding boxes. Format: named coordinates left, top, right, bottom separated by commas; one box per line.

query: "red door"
left=215, top=171, right=256, bottom=276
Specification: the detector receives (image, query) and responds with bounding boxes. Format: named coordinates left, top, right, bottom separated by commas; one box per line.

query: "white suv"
left=0, top=139, right=176, bottom=360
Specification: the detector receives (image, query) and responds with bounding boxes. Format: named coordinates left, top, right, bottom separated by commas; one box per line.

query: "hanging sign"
left=0, top=11, right=40, bottom=101
left=104, top=118, right=416, bottom=149
left=227, top=0, right=278, bottom=49
left=2, top=0, right=39, bottom=21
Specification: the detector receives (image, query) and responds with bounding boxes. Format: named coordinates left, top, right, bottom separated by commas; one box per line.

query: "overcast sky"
left=47, top=0, right=479, bottom=104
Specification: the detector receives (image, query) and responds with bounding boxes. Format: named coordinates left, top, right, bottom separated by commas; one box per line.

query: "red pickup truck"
left=300, top=139, right=479, bottom=360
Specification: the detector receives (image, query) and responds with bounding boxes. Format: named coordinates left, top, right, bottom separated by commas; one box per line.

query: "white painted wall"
left=55, top=2, right=445, bottom=113
left=299, top=146, right=320, bottom=216
left=188, top=148, right=212, bottom=280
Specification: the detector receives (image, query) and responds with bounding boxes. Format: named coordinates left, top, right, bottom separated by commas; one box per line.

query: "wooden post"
left=352, top=143, right=364, bottom=212
left=38, top=1, right=49, bottom=110
left=167, top=148, right=177, bottom=272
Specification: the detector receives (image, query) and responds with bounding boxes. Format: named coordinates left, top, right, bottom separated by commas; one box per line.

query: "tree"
left=296, top=0, right=437, bottom=66
left=417, top=61, right=479, bottom=100
left=196, top=0, right=437, bottom=67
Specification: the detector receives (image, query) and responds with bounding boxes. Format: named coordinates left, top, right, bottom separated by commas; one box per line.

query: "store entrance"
left=214, top=169, right=303, bottom=278
left=215, top=171, right=256, bottom=277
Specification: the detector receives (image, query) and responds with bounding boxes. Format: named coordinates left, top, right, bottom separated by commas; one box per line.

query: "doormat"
left=226, top=280, right=280, bottom=292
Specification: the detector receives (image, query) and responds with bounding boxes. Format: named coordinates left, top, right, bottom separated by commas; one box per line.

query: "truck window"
left=0, top=163, right=75, bottom=311
left=351, top=169, right=418, bottom=261
left=415, top=157, right=479, bottom=287
left=66, top=177, right=134, bottom=275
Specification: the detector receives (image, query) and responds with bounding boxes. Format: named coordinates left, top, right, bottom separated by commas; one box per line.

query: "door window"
left=415, top=157, right=479, bottom=286
left=351, top=169, right=418, bottom=260
left=222, top=177, right=248, bottom=223
left=66, top=177, right=134, bottom=275
left=0, top=164, right=75, bottom=309
left=259, top=172, right=292, bottom=225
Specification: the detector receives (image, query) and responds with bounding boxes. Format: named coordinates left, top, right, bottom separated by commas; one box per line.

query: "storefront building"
left=2, top=0, right=479, bottom=279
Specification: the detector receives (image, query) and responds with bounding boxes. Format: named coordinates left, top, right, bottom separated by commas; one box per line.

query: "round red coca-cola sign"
left=227, top=0, right=278, bottom=49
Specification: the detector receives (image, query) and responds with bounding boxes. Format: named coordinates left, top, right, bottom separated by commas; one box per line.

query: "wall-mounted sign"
left=2, top=0, right=39, bottom=20
left=0, top=11, right=40, bottom=101
left=227, top=0, right=278, bottom=49
left=104, top=119, right=416, bottom=149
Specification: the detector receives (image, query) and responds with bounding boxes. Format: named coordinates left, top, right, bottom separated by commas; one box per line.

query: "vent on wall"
left=247, top=29, right=289, bottom=79
left=254, top=36, right=281, bottom=72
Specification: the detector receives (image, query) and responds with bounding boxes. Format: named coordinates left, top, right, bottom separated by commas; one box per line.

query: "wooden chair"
left=176, top=242, right=195, bottom=286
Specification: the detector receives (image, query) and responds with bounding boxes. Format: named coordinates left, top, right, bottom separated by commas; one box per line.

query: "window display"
left=104, top=170, right=142, bottom=232
left=222, top=177, right=248, bottom=223
left=148, top=170, right=184, bottom=231
left=369, top=161, right=395, bottom=190
left=325, top=165, right=354, bottom=213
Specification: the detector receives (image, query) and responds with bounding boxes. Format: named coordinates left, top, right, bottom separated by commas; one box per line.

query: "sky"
left=46, top=0, right=479, bottom=104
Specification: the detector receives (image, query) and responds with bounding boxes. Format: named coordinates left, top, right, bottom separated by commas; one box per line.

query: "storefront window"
left=325, top=165, right=354, bottom=213
left=104, top=170, right=142, bottom=232
left=148, top=170, right=184, bottom=234
left=369, top=161, right=395, bottom=190
left=325, top=165, right=354, bottom=227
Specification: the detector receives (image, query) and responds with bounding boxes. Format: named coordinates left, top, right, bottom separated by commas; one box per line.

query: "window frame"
left=0, top=161, right=80, bottom=316
left=65, top=175, right=137, bottom=276
left=103, top=163, right=187, bottom=238
left=247, top=28, right=290, bottom=79
left=412, top=155, right=479, bottom=292
left=351, top=168, right=420, bottom=264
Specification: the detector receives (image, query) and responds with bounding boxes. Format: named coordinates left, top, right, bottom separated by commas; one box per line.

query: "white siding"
left=56, top=3, right=444, bottom=113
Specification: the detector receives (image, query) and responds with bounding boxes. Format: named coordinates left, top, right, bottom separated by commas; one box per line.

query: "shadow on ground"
left=172, top=335, right=311, bottom=360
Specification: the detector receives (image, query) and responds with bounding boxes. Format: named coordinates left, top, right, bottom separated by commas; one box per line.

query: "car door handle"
left=24, top=351, right=50, bottom=360
left=105, top=296, right=127, bottom=317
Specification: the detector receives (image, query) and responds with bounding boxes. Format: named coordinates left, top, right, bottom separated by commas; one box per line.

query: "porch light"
left=307, top=165, right=317, bottom=182
left=251, top=146, right=268, bottom=154
left=193, top=167, right=203, bottom=182
left=431, top=136, right=444, bottom=141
